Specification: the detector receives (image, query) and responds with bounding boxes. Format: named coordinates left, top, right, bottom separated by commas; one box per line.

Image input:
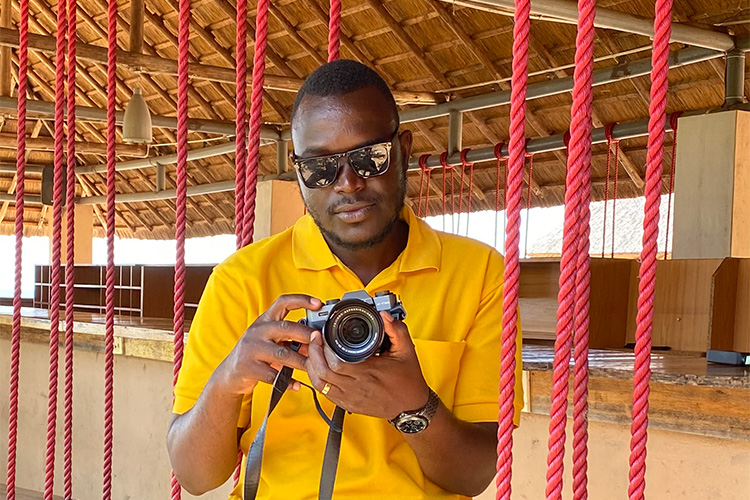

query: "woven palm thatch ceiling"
left=0, top=0, right=747, bottom=239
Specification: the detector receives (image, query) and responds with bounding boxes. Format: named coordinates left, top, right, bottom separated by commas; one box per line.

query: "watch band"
left=388, top=388, right=439, bottom=431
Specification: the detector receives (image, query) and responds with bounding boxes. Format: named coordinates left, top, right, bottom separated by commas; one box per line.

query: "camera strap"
left=243, top=363, right=347, bottom=500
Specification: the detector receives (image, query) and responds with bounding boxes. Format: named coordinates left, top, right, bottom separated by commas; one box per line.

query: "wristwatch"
left=388, top=388, right=440, bottom=434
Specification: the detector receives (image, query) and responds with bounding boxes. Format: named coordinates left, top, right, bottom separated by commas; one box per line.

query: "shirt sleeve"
left=172, top=267, right=254, bottom=428
left=451, top=253, right=524, bottom=427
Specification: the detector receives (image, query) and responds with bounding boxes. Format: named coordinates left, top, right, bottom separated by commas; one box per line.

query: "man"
left=168, top=60, right=523, bottom=500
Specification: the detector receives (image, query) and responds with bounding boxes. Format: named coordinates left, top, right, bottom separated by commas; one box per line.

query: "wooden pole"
left=0, top=0, right=10, bottom=96
left=0, top=27, right=443, bottom=104
left=0, top=132, right=149, bottom=155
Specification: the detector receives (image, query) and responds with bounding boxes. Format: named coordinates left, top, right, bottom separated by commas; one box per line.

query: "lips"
left=333, top=202, right=375, bottom=223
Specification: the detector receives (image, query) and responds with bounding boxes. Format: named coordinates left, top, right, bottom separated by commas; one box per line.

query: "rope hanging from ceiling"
left=545, top=0, right=596, bottom=495
left=42, top=0, right=69, bottom=493
left=102, top=0, right=119, bottom=493
left=496, top=0, right=530, bottom=497
left=6, top=0, right=29, bottom=492
left=630, top=0, right=674, bottom=498
left=523, top=153, right=534, bottom=258
left=64, top=0, right=78, bottom=494
left=493, top=143, right=507, bottom=250
left=171, top=0, right=191, bottom=495
left=417, top=154, right=432, bottom=218
left=602, top=123, right=617, bottom=258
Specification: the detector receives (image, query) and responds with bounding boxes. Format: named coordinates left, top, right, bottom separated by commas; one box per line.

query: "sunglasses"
left=292, top=132, right=398, bottom=189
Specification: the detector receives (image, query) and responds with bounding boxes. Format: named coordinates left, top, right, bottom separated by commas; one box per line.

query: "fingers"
left=259, top=294, right=322, bottom=323
left=306, top=331, right=352, bottom=392
left=254, top=338, right=309, bottom=372
left=380, top=311, right=412, bottom=354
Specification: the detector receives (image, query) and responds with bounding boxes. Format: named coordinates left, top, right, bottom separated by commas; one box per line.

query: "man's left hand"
left=304, top=311, right=430, bottom=420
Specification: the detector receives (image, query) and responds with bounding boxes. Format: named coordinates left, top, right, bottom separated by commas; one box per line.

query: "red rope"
left=602, top=123, right=616, bottom=258
left=523, top=154, right=534, bottom=258
left=64, top=0, right=78, bottom=494
left=493, top=143, right=505, bottom=248
left=171, top=0, right=191, bottom=497
left=234, top=0, right=248, bottom=249
left=547, top=0, right=595, bottom=497
left=241, top=0, right=270, bottom=247
left=103, top=0, right=118, bottom=493
left=457, top=150, right=467, bottom=232
left=496, top=0, right=529, bottom=498
left=44, top=0, right=68, bottom=494
left=7, top=0, right=29, bottom=494
left=663, top=112, right=681, bottom=260
left=630, top=1, right=673, bottom=497
left=417, top=154, right=431, bottom=217
left=460, top=148, right=474, bottom=235
left=439, top=151, right=449, bottom=231
left=328, top=0, right=341, bottom=62
left=610, top=140, right=620, bottom=258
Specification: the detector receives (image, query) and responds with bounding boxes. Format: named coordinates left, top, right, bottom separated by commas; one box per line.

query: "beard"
left=305, top=175, right=407, bottom=251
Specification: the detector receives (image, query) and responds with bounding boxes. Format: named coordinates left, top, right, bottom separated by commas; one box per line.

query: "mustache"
left=327, top=195, right=382, bottom=215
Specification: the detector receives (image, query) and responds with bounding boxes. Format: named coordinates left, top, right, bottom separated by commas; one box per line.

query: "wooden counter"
left=2, top=308, right=749, bottom=440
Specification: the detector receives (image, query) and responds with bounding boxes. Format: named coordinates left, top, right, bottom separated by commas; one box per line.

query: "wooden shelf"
left=34, top=264, right=213, bottom=320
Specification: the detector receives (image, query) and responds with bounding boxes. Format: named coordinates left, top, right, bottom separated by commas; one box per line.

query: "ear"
left=398, top=129, right=413, bottom=176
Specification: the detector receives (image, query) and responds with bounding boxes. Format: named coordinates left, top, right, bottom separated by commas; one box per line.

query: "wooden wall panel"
left=734, top=259, right=750, bottom=352
left=731, top=111, right=750, bottom=257
left=626, top=259, right=723, bottom=352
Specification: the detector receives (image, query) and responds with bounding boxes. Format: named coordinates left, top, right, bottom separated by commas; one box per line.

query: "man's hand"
left=212, top=294, right=322, bottom=397
left=304, top=311, right=430, bottom=420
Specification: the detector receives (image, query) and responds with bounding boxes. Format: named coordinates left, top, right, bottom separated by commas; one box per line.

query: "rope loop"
left=604, top=122, right=617, bottom=142
left=460, top=147, right=472, bottom=167
left=669, top=111, right=682, bottom=132
left=493, top=141, right=506, bottom=160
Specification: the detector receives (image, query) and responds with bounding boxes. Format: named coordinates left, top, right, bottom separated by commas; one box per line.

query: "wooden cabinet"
left=34, top=265, right=214, bottom=320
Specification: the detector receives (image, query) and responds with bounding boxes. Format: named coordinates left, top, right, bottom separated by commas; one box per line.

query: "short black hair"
left=290, top=59, right=399, bottom=126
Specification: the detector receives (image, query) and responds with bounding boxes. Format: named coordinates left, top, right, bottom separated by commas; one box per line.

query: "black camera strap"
left=243, top=363, right=346, bottom=500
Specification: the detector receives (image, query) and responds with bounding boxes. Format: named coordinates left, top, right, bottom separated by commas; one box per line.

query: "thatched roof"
left=0, top=0, right=747, bottom=239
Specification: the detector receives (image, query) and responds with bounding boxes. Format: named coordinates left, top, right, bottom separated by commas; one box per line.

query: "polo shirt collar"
left=292, top=205, right=441, bottom=273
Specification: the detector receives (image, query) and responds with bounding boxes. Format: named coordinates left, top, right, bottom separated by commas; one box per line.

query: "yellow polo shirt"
left=174, top=206, right=523, bottom=500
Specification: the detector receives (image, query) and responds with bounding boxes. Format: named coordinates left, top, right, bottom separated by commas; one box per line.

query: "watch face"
left=396, top=415, right=429, bottom=434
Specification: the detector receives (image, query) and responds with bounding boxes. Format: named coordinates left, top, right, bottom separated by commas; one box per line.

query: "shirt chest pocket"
left=412, top=338, right=466, bottom=410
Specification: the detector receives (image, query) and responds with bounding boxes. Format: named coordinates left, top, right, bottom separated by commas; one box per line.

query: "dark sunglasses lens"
left=297, top=157, right=339, bottom=188
left=348, top=145, right=390, bottom=178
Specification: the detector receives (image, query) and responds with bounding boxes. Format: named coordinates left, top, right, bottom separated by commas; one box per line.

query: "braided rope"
left=44, top=0, right=68, bottom=494
left=523, top=154, right=533, bottom=258
left=64, top=0, right=78, bottom=494
left=7, top=0, right=29, bottom=495
left=328, top=0, right=341, bottom=62
left=611, top=140, right=620, bottom=258
left=102, top=0, right=118, bottom=494
left=234, top=0, right=248, bottom=249
left=495, top=0, right=529, bottom=497
left=493, top=143, right=505, bottom=249
left=630, top=1, right=673, bottom=498
left=571, top=3, right=595, bottom=498
left=439, top=152, right=449, bottom=232
left=171, top=0, right=191, bottom=497
left=602, top=123, right=616, bottom=258
left=663, top=112, right=681, bottom=260
left=466, top=153, right=474, bottom=235
left=417, top=154, right=430, bottom=217
left=547, top=0, right=595, bottom=497
left=241, top=0, right=270, bottom=247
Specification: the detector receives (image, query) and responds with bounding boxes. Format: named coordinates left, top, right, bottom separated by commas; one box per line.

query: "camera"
left=303, top=290, right=406, bottom=363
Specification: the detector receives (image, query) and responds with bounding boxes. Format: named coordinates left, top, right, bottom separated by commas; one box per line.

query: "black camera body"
left=303, top=290, right=406, bottom=363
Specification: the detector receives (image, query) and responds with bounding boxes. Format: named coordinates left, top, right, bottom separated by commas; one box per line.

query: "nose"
left=332, top=157, right=365, bottom=194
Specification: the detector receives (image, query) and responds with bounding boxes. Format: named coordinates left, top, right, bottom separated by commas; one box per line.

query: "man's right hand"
left=212, top=294, right=323, bottom=397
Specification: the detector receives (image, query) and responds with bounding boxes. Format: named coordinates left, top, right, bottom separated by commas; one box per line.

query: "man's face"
left=291, top=87, right=412, bottom=251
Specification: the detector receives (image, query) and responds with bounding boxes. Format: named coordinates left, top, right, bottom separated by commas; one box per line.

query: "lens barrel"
left=323, top=299, right=386, bottom=363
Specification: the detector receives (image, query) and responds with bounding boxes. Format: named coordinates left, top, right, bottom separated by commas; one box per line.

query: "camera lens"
left=324, top=300, right=386, bottom=363
left=340, top=317, right=370, bottom=345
